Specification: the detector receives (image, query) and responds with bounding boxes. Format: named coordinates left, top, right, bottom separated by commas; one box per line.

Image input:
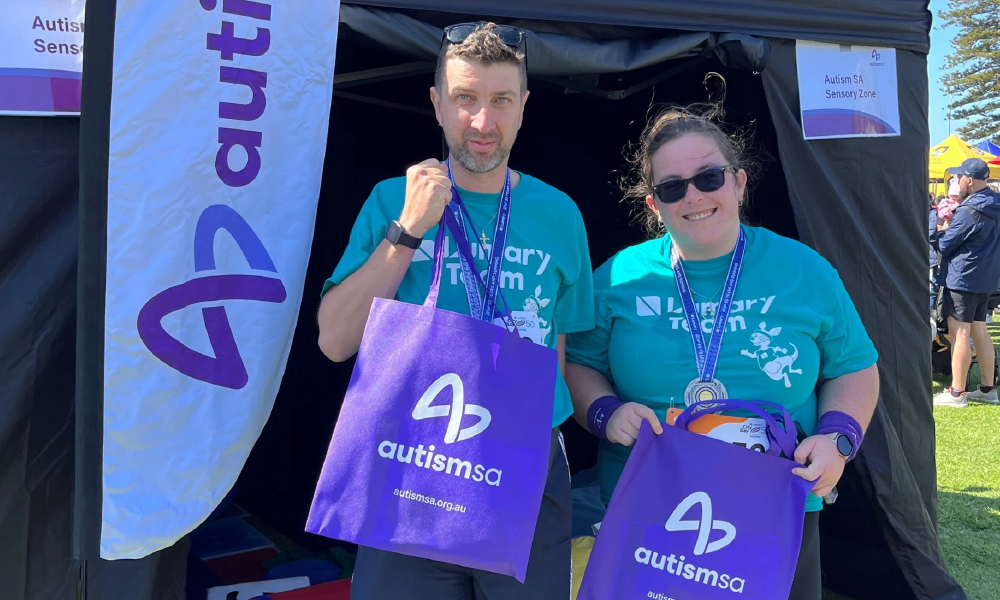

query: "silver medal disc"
left=684, top=378, right=729, bottom=408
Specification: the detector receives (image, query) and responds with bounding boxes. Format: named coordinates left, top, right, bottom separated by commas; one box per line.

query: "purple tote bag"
left=579, top=400, right=814, bottom=600
left=305, top=209, right=557, bottom=582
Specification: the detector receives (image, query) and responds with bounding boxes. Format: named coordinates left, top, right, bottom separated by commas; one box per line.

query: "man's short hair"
left=434, top=23, right=527, bottom=94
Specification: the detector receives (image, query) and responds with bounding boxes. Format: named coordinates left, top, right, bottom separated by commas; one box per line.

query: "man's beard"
left=448, top=132, right=512, bottom=174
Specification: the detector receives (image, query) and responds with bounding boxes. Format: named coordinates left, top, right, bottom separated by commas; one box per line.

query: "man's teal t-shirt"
left=565, top=225, right=878, bottom=512
left=325, top=173, right=595, bottom=429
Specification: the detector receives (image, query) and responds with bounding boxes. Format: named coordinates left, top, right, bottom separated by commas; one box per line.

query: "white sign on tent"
left=795, top=40, right=900, bottom=140
left=101, top=0, right=340, bottom=559
left=0, top=0, right=85, bottom=116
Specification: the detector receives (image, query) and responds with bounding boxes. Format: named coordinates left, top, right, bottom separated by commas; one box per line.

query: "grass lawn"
left=825, top=323, right=1000, bottom=600
left=931, top=323, right=1000, bottom=600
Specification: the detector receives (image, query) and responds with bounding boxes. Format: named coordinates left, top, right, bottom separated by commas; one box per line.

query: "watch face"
left=836, top=434, right=853, bottom=457
left=386, top=221, right=401, bottom=243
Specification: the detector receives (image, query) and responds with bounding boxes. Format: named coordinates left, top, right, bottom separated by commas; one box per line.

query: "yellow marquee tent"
left=929, top=134, right=1000, bottom=180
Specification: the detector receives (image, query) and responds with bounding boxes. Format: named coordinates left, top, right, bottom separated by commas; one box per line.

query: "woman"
left=565, top=107, right=880, bottom=599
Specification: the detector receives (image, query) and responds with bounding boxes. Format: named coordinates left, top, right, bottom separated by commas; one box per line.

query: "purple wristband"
left=815, top=410, right=864, bottom=462
left=587, top=395, right=625, bottom=441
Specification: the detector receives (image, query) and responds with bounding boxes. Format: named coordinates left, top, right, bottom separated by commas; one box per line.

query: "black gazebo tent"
left=1, top=0, right=964, bottom=599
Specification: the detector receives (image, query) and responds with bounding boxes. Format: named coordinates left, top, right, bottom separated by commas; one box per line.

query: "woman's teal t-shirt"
left=565, top=225, right=879, bottom=512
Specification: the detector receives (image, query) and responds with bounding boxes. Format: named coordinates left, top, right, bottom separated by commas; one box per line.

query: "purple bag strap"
left=422, top=208, right=515, bottom=327
left=674, top=399, right=798, bottom=458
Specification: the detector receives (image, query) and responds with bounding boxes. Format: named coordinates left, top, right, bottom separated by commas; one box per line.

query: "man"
left=933, top=158, right=1000, bottom=407
left=316, top=22, right=594, bottom=599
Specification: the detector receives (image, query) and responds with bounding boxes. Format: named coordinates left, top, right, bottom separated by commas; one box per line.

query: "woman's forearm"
left=565, top=362, right=616, bottom=430
left=817, top=363, right=880, bottom=432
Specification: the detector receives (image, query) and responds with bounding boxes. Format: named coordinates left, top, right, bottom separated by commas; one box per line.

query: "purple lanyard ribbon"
left=670, top=228, right=746, bottom=382
left=444, top=159, right=512, bottom=323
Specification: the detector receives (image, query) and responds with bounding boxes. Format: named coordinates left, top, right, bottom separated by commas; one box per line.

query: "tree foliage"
left=939, top=0, right=1000, bottom=142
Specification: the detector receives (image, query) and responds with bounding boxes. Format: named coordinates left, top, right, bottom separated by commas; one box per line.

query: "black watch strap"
left=386, top=220, right=422, bottom=250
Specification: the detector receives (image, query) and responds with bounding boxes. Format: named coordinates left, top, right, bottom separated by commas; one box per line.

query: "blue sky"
left=928, top=0, right=969, bottom=143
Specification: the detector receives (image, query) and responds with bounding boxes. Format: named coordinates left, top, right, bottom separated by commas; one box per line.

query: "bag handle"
left=422, top=206, right=515, bottom=327
left=674, top=399, right=798, bottom=459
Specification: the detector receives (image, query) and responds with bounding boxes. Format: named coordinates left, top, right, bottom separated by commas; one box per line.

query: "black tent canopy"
left=1, top=0, right=963, bottom=599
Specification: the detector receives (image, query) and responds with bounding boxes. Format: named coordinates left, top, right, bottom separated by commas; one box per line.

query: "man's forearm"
left=318, top=240, right=414, bottom=361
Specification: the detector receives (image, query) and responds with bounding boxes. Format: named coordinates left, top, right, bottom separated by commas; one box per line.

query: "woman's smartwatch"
left=385, top=220, right=422, bottom=249
left=826, top=432, right=854, bottom=461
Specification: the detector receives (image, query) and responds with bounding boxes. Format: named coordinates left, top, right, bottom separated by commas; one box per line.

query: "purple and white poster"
left=0, top=0, right=85, bottom=116
left=101, top=0, right=340, bottom=559
left=796, top=40, right=900, bottom=140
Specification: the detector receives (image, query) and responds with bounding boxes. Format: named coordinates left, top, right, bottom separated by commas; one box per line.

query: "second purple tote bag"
left=305, top=208, right=557, bottom=582
left=579, top=400, right=815, bottom=600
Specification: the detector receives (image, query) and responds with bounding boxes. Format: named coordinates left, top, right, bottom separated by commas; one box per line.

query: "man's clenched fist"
left=398, top=159, right=453, bottom=239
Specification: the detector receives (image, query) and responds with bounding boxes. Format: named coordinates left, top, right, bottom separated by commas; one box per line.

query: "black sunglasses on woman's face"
left=653, top=166, right=737, bottom=204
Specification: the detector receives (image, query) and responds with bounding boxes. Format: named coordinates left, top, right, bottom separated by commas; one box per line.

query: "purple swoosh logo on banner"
left=137, top=205, right=287, bottom=389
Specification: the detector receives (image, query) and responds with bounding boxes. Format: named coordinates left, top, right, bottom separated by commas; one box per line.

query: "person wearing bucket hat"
left=565, top=105, right=880, bottom=599
left=317, top=22, right=594, bottom=600
left=932, top=157, right=1000, bottom=407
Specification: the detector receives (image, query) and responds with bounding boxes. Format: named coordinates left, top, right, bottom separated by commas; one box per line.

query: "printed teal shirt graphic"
left=325, top=173, right=595, bottom=429
left=566, top=226, right=878, bottom=512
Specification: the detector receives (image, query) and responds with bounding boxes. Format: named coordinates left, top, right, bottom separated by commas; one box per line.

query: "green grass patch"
left=933, top=323, right=1000, bottom=600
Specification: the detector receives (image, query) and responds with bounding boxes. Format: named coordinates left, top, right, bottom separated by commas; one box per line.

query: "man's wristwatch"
left=385, top=220, right=422, bottom=250
left=826, top=432, right=854, bottom=461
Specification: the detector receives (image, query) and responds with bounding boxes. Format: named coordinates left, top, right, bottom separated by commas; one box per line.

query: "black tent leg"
left=74, top=0, right=114, bottom=587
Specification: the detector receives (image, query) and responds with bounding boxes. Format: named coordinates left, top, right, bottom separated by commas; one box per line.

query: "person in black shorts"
left=933, top=158, right=1000, bottom=407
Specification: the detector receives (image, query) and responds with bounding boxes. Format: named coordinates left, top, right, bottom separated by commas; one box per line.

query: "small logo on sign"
left=665, top=491, right=736, bottom=555
left=412, top=373, right=491, bottom=443
left=636, top=296, right=662, bottom=316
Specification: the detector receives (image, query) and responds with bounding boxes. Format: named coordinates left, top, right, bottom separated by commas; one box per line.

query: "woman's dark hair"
left=622, top=96, right=757, bottom=238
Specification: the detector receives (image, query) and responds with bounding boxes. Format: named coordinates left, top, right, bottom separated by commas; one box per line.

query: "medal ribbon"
left=670, top=228, right=746, bottom=383
left=444, top=159, right=512, bottom=323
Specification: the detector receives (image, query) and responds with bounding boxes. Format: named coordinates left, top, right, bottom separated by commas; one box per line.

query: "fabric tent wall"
left=0, top=116, right=79, bottom=600
left=763, top=39, right=963, bottom=600
left=352, top=0, right=931, bottom=52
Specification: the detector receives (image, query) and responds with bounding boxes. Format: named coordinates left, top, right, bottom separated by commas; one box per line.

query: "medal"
left=684, top=378, right=729, bottom=408
left=671, top=229, right=747, bottom=407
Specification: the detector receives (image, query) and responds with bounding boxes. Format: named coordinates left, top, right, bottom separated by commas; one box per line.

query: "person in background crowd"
left=930, top=195, right=942, bottom=288
left=933, top=158, right=1000, bottom=407
left=316, top=22, right=594, bottom=599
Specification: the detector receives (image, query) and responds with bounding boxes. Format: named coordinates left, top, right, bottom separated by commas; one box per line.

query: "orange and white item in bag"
left=665, top=407, right=771, bottom=453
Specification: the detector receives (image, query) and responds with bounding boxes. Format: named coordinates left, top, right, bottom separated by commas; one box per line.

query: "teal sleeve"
left=321, top=189, right=382, bottom=297
left=565, top=262, right=613, bottom=381
left=815, top=263, right=879, bottom=380
left=554, top=208, right=595, bottom=334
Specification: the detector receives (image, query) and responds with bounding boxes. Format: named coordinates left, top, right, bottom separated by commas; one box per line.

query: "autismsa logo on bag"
left=377, top=373, right=503, bottom=486
left=634, top=492, right=747, bottom=593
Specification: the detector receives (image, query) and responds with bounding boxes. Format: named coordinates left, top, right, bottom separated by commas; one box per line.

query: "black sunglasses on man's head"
left=441, top=22, right=527, bottom=53
left=653, top=166, right=737, bottom=204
